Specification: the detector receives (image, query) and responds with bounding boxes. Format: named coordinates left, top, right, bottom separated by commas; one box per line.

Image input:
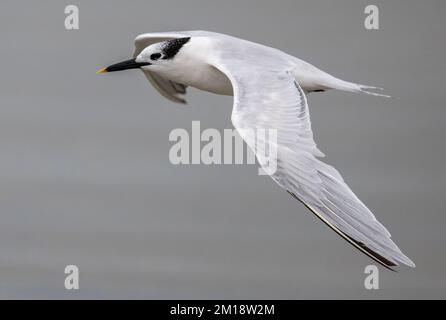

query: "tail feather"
left=357, top=84, right=391, bottom=98
left=316, top=73, right=391, bottom=98
left=328, top=79, right=391, bottom=98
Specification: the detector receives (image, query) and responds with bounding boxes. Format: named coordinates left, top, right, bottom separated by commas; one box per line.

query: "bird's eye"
left=150, top=53, right=162, bottom=60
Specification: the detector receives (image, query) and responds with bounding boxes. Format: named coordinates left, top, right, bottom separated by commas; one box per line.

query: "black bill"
left=97, top=59, right=151, bottom=73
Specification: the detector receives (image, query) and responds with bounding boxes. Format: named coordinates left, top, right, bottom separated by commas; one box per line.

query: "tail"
left=355, top=84, right=391, bottom=98
left=325, top=77, right=391, bottom=98
left=292, top=62, right=391, bottom=97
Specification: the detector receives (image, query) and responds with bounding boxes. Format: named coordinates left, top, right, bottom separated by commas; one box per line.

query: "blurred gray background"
left=0, top=0, right=444, bottom=299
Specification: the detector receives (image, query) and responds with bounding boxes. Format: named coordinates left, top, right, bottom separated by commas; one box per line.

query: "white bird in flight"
left=97, top=30, right=414, bottom=269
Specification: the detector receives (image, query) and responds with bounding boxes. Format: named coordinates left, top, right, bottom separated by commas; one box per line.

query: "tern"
left=97, top=30, right=414, bottom=269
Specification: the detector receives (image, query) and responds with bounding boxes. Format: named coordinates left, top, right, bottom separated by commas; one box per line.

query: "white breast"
left=184, top=63, right=233, bottom=95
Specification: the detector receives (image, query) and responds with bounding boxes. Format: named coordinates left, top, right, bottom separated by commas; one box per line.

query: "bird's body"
left=132, top=32, right=383, bottom=98
left=98, top=30, right=413, bottom=269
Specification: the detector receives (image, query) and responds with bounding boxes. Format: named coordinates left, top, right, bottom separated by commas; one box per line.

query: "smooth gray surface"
left=0, top=0, right=444, bottom=299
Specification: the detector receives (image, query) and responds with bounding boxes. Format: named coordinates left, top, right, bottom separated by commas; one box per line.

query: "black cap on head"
left=161, top=37, right=191, bottom=60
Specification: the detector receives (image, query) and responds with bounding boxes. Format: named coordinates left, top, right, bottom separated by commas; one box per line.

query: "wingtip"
left=404, top=259, right=416, bottom=268
left=287, top=191, right=414, bottom=271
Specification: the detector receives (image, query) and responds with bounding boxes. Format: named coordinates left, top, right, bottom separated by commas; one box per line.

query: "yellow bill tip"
left=96, top=67, right=108, bottom=74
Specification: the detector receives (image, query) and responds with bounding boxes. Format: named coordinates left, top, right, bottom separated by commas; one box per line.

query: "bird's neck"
left=156, top=39, right=233, bottom=96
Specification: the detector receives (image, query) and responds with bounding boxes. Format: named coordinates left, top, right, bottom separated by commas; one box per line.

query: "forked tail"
left=326, top=77, right=391, bottom=98
left=355, top=84, right=391, bottom=98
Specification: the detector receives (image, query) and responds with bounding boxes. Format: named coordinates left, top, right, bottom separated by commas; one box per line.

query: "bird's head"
left=96, top=37, right=191, bottom=74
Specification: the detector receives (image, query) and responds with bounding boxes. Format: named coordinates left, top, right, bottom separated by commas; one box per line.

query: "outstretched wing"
left=133, top=31, right=219, bottom=104
left=210, top=50, right=415, bottom=269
